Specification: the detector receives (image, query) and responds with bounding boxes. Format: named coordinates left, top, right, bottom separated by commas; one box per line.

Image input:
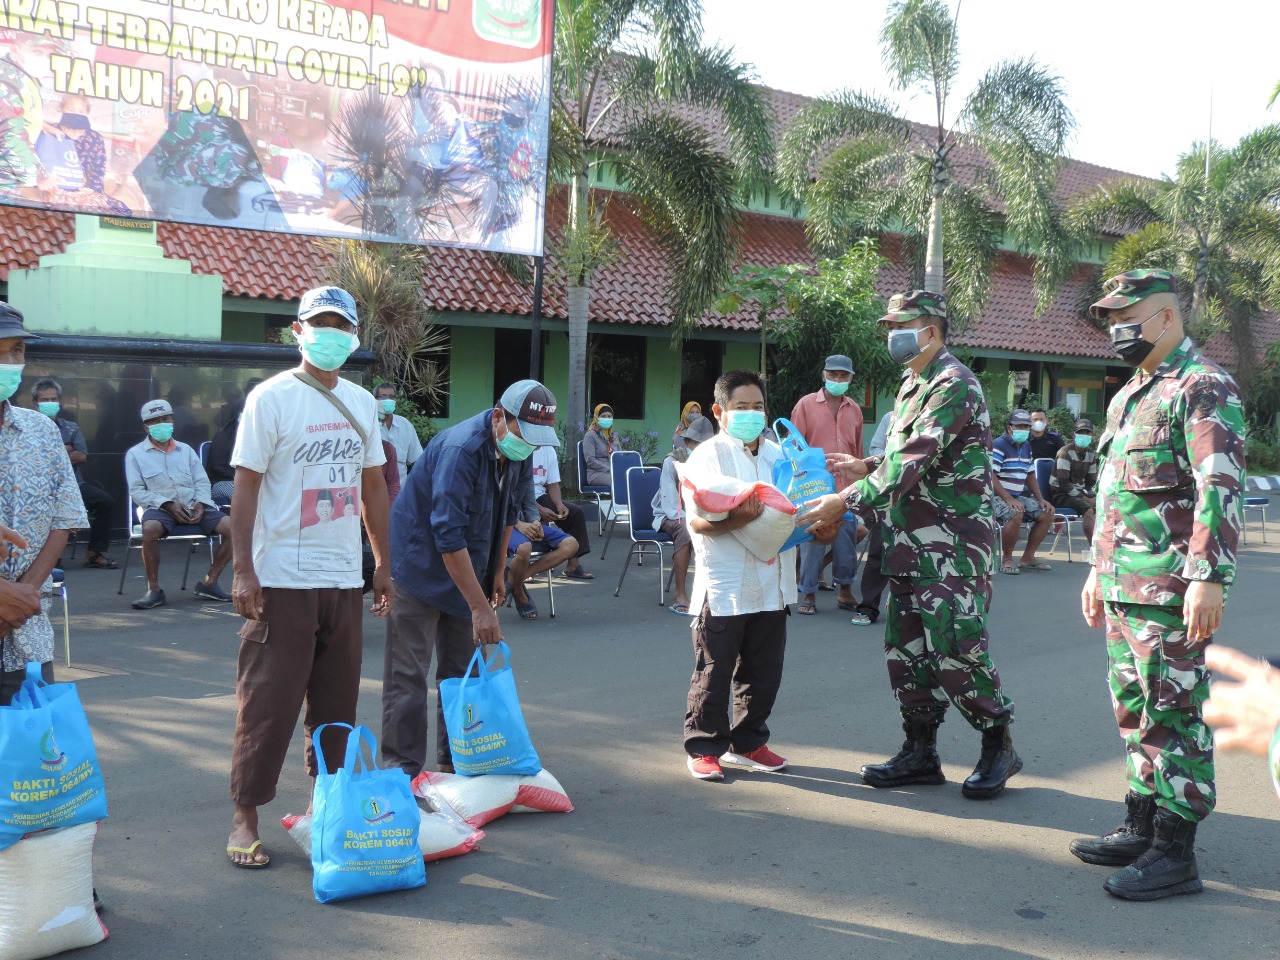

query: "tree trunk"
left=566, top=169, right=591, bottom=449
left=924, top=154, right=947, bottom=295
left=1191, top=239, right=1210, bottom=328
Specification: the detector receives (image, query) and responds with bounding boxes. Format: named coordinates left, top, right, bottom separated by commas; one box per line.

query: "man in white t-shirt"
left=373, top=382, right=423, bottom=484
left=224, top=285, right=393, bottom=869
left=528, top=444, right=592, bottom=579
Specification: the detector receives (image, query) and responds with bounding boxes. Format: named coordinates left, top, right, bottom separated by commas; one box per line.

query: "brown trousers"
left=228, top=587, right=364, bottom=807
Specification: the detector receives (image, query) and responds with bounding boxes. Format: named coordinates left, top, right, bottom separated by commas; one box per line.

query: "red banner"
left=0, top=0, right=553, bottom=255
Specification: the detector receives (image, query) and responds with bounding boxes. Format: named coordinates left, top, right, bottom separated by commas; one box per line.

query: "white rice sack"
left=681, top=472, right=798, bottom=561
left=411, top=768, right=573, bottom=827
left=730, top=496, right=799, bottom=561
left=282, top=809, right=484, bottom=863
left=0, top=821, right=107, bottom=960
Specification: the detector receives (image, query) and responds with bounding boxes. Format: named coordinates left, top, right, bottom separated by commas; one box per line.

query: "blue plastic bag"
left=311, top=723, right=426, bottom=903
left=0, top=663, right=109, bottom=850
left=771, top=418, right=842, bottom=552
left=440, top=642, right=541, bottom=777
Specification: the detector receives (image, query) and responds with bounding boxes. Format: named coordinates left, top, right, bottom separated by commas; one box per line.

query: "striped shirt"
left=991, top=434, right=1034, bottom=498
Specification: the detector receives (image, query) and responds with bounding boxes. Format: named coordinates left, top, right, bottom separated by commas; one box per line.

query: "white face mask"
left=1031, top=420, right=1047, bottom=433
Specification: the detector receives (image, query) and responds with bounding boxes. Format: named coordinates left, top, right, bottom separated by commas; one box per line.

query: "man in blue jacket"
left=380, top=380, right=559, bottom=776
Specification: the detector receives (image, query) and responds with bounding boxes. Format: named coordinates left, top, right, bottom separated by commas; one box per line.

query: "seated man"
left=31, top=378, right=118, bottom=569
left=1050, top=417, right=1099, bottom=541
left=124, top=399, right=234, bottom=609
left=652, top=415, right=713, bottom=615
left=507, top=472, right=578, bottom=621
left=991, top=408, right=1055, bottom=574
left=529, top=442, right=592, bottom=580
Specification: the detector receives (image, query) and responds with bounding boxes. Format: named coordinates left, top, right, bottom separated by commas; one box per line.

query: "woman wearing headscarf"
left=672, top=401, right=703, bottom=451
left=583, top=403, right=620, bottom=487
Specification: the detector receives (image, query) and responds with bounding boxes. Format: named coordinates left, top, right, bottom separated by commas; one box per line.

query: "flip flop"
left=563, top=568, right=595, bottom=580
left=227, top=839, right=270, bottom=868
left=515, top=595, right=538, bottom=620
left=836, top=599, right=858, bottom=612
left=1000, top=560, right=1019, bottom=575
left=850, top=610, right=873, bottom=626
left=83, top=553, right=119, bottom=569
left=667, top=602, right=691, bottom=616
left=1019, top=560, right=1053, bottom=572
left=796, top=603, right=817, bottom=615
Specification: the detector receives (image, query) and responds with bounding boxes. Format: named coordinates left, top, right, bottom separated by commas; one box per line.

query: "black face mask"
left=1110, top=308, right=1167, bottom=365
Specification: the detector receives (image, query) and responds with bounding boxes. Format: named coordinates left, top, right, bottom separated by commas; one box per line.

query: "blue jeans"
left=798, top=519, right=860, bottom=595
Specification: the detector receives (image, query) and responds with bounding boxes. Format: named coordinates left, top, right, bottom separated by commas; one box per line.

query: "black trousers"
left=684, top=603, right=788, bottom=757
left=537, top=494, right=591, bottom=558
left=0, top=660, right=53, bottom=706
left=79, top=481, right=116, bottom=555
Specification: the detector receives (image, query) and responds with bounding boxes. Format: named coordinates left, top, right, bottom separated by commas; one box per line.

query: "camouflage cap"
left=1088, top=269, right=1178, bottom=320
left=881, top=290, right=946, bottom=324
left=1075, top=418, right=1094, bottom=433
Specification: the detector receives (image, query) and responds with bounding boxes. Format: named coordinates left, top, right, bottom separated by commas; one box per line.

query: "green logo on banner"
left=473, top=0, right=542, bottom=49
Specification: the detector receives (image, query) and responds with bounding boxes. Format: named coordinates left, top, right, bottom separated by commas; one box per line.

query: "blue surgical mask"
left=1075, top=433, right=1092, bottom=449
left=37, top=401, right=60, bottom=418
left=379, top=398, right=396, bottom=415
left=1011, top=429, right=1030, bottom=444
left=726, top=410, right=766, bottom=443
left=597, top=416, right=614, bottom=430
left=497, top=419, right=536, bottom=461
left=148, top=423, right=175, bottom=443
left=299, top=324, right=358, bottom=371
left=824, top=380, right=850, bottom=397
left=0, top=363, right=22, bottom=403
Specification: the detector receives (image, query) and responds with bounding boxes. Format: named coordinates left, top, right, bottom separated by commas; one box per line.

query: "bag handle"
left=772, top=418, right=809, bottom=452
left=455, top=641, right=510, bottom=701
left=292, top=371, right=369, bottom=448
left=313, top=722, right=380, bottom=778
left=11, top=662, right=48, bottom=708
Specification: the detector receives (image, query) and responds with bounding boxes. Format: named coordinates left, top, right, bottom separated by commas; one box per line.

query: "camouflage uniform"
left=1092, top=273, right=1245, bottom=824
left=842, top=297, right=1013, bottom=731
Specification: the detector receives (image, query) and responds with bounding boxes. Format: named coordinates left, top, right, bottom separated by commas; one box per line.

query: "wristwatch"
left=843, top=486, right=863, bottom=511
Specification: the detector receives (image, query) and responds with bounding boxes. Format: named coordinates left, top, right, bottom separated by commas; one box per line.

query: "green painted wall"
left=9, top=216, right=222, bottom=339
left=447, top=326, right=495, bottom=422
left=222, top=312, right=266, bottom=343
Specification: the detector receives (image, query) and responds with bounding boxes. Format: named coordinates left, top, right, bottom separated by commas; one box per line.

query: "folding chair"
left=49, top=567, right=70, bottom=668
left=1033, top=457, right=1083, bottom=562
left=116, top=498, right=218, bottom=595
left=1242, top=475, right=1276, bottom=545
left=614, top=466, right=674, bottom=605
left=577, top=441, right=612, bottom=536
left=599, top=450, right=641, bottom=560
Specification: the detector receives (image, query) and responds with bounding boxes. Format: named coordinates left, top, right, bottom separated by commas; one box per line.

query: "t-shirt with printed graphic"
left=231, top=370, right=385, bottom=589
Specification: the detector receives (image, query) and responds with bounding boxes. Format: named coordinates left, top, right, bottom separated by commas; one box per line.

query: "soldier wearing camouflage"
left=1072, top=268, right=1245, bottom=901
left=801, top=290, right=1020, bottom=800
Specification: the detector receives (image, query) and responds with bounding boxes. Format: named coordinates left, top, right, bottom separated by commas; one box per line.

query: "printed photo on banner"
left=0, top=0, right=553, bottom=255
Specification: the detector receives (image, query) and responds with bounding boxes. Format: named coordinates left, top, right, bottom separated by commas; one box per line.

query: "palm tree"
left=552, top=0, right=775, bottom=435
left=1066, top=126, right=1280, bottom=384
left=776, top=0, right=1076, bottom=326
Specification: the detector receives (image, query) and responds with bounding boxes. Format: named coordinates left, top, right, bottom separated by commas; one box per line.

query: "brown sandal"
left=83, top=552, right=119, bottom=569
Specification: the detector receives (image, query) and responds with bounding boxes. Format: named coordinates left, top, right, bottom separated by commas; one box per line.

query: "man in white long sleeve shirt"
left=680, top=371, right=836, bottom=782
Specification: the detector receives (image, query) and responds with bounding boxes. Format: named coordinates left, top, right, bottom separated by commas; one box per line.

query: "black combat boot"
left=1103, top=808, right=1204, bottom=901
left=961, top=724, right=1021, bottom=799
left=1069, top=791, right=1157, bottom=865
left=860, top=716, right=945, bottom=787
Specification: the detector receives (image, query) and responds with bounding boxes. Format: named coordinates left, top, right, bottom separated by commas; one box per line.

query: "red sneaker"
left=687, top=755, right=725, bottom=781
left=722, top=744, right=788, bottom=772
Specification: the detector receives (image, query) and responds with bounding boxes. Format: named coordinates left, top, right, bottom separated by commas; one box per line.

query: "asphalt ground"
left=38, top=517, right=1280, bottom=960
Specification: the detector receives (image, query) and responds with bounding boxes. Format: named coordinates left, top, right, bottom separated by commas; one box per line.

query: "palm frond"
left=613, top=113, right=741, bottom=341
left=879, top=0, right=959, bottom=109
left=1066, top=179, right=1162, bottom=240
left=803, top=135, right=909, bottom=253
left=775, top=90, right=909, bottom=199
left=938, top=181, right=1001, bottom=329
left=632, top=0, right=703, bottom=94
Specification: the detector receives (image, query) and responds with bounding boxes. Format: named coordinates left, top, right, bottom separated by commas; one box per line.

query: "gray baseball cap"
left=823, top=354, right=854, bottom=374
left=680, top=415, right=715, bottom=443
